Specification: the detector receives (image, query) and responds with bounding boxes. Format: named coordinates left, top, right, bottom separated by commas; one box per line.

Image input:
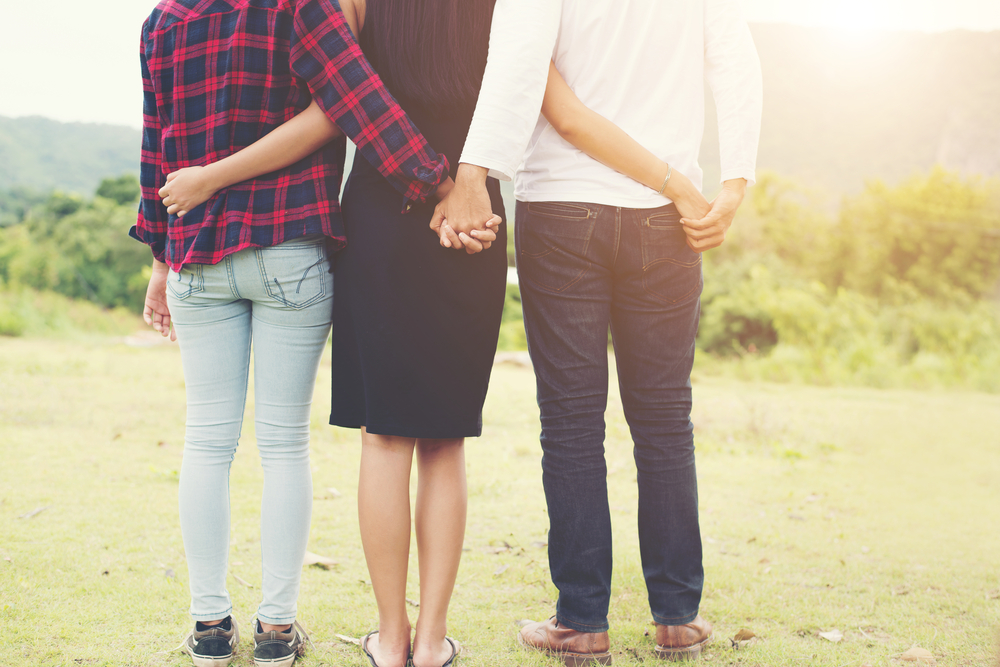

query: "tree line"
left=1, top=168, right=998, bottom=390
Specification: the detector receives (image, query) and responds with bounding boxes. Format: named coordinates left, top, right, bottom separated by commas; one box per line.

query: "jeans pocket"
left=516, top=202, right=597, bottom=293
left=639, top=215, right=702, bottom=305
left=166, top=265, right=205, bottom=300
left=257, top=240, right=330, bottom=310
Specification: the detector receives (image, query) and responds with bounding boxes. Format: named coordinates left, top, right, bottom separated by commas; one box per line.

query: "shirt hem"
left=329, top=417, right=483, bottom=440
left=514, top=191, right=675, bottom=210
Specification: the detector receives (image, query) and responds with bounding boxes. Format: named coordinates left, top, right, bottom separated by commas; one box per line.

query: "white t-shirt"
left=460, top=0, right=763, bottom=208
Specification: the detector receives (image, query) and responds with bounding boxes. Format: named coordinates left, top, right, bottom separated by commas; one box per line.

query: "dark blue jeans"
left=515, top=200, right=704, bottom=633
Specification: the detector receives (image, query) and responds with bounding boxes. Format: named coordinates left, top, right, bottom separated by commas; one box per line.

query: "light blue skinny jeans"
left=166, top=235, right=333, bottom=625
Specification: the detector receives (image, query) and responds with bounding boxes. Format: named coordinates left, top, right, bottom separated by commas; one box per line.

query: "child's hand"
left=158, top=166, right=220, bottom=217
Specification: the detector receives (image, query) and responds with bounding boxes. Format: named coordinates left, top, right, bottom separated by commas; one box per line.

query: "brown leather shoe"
left=518, top=616, right=612, bottom=667
left=653, top=616, right=712, bottom=661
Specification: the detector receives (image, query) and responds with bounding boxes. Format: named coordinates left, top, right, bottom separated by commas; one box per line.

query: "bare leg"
left=358, top=428, right=416, bottom=667
left=411, top=438, right=467, bottom=667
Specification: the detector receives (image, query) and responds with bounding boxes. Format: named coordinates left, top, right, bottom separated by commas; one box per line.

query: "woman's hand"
left=434, top=215, right=502, bottom=255
left=143, top=259, right=176, bottom=341
left=435, top=176, right=455, bottom=201
left=662, top=169, right=712, bottom=223
left=159, top=166, right=222, bottom=217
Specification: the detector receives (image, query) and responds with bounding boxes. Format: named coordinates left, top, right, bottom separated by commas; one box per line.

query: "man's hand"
left=159, top=166, right=221, bottom=218
left=429, top=163, right=493, bottom=250
left=680, top=178, right=747, bottom=253
left=143, top=259, right=176, bottom=341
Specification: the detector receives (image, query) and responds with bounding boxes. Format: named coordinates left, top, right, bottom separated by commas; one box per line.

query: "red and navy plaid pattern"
left=132, top=0, right=449, bottom=270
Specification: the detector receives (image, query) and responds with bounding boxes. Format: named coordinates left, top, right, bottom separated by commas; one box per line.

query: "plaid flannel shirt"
left=131, top=0, right=450, bottom=270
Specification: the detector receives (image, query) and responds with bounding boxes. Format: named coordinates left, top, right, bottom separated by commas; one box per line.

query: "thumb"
left=429, top=204, right=446, bottom=231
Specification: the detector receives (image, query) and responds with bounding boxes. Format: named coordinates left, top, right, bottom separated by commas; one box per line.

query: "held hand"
left=435, top=216, right=501, bottom=255
left=428, top=164, right=493, bottom=248
left=663, top=170, right=712, bottom=222
left=427, top=177, right=459, bottom=247
left=158, top=166, right=220, bottom=217
left=680, top=179, right=747, bottom=253
left=143, top=260, right=176, bottom=341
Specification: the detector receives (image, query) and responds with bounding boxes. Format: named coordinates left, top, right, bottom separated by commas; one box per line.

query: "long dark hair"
left=360, top=0, right=496, bottom=112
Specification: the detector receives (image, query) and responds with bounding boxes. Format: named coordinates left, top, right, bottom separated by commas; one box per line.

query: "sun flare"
left=820, top=0, right=897, bottom=32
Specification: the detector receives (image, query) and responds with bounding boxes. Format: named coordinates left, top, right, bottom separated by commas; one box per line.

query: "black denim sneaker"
left=183, top=616, right=240, bottom=667
left=252, top=618, right=308, bottom=667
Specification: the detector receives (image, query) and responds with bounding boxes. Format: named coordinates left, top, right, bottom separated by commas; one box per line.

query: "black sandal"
left=438, top=637, right=459, bottom=667
left=361, top=631, right=382, bottom=667
left=411, top=637, right=459, bottom=667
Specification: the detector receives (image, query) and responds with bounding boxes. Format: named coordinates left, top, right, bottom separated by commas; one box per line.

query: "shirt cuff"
left=720, top=168, right=756, bottom=187
left=457, top=152, right=517, bottom=183
left=130, top=225, right=168, bottom=263
left=400, top=154, right=450, bottom=213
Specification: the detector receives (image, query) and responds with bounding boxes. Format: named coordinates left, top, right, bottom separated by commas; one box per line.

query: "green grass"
left=0, top=287, right=139, bottom=337
left=1, top=337, right=998, bottom=666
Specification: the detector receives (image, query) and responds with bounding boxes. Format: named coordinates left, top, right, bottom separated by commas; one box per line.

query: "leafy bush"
left=2, top=167, right=998, bottom=393
left=832, top=167, right=1000, bottom=300
left=95, top=174, right=141, bottom=206
left=0, top=176, right=149, bottom=311
left=497, top=281, right=526, bottom=351
left=726, top=168, right=1000, bottom=302
left=697, top=257, right=1000, bottom=391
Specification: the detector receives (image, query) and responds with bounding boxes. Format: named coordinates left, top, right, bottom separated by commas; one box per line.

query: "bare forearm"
left=571, top=117, right=668, bottom=190
left=202, top=101, right=341, bottom=191
left=542, top=65, right=664, bottom=190
left=541, top=63, right=706, bottom=214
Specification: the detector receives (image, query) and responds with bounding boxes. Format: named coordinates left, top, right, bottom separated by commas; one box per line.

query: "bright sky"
left=2, top=0, right=999, bottom=129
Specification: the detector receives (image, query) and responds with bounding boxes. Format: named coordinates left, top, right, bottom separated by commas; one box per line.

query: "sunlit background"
left=1, top=0, right=998, bottom=385
left=1, top=0, right=999, bottom=127
left=2, top=3, right=999, bottom=665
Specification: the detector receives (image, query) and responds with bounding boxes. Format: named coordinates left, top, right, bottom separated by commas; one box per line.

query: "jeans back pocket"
left=166, top=265, right=205, bottom=300
left=639, top=212, right=702, bottom=305
left=256, top=240, right=330, bottom=310
left=516, top=201, right=598, bottom=293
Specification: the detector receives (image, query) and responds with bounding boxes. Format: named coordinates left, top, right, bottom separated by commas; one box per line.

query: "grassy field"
left=1, top=335, right=998, bottom=667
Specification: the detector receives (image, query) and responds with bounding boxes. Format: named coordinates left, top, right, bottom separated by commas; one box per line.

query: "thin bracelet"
left=657, top=164, right=672, bottom=195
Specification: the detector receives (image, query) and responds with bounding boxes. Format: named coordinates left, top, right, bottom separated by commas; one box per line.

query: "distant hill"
left=701, top=24, right=1000, bottom=195
left=0, top=116, right=140, bottom=194
left=3, top=24, right=999, bottom=198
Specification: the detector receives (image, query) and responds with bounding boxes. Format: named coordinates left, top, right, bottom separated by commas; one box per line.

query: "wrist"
left=455, top=163, right=489, bottom=187
left=722, top=178, right=747, bottom=196
left=655, top=163, right=672, bottom=195
left=201, top=163, right=228, bottom=192
left=663, top=171, right=696, bottom=202
left=436, top=177, right=455, bottom=199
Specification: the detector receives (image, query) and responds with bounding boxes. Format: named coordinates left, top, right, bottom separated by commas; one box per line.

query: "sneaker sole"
left=654, top=634, right=711, bottom=661
left=186, top=652, right=235, bottom=667
left=517, top=632, right=613, bottom=667
left=253, top=655, right=297, bottom=667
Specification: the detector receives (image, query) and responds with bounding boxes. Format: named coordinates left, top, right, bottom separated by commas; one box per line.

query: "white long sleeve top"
left=460, top=0, right=763, bottom=208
